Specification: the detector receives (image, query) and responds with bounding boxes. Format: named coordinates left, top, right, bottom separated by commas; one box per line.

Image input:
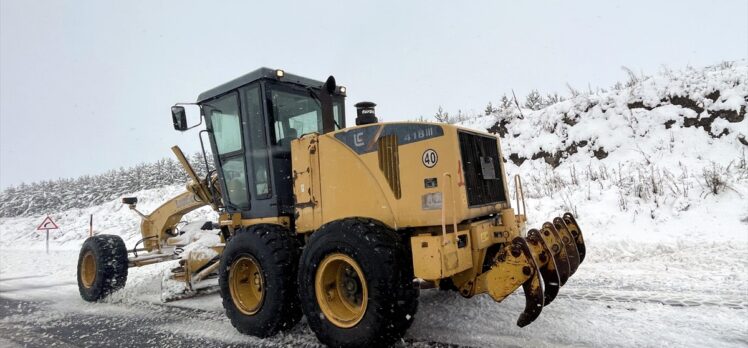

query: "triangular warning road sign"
left=37, top=216, right=59, bottom=230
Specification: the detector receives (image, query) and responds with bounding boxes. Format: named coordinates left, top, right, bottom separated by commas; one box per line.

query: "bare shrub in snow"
left=524, top=90, right=544, bottom=111
left=700, top=162, right=730, bottom=196
left=560, top=190, right=578, bottom=217
left=719, top=61, right=734, bottom=69
left=621, top=66, right=640, bottom=87
left=617, top=190, right=628, bottom=211
left=434, top=106, right=452, bottom=123
left=434, top=106, right=472, bottom=124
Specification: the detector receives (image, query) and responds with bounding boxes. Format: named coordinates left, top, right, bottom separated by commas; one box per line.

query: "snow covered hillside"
left=455, top=61, right=748, bottom=242
left=1, top=61, right=746, bottom=347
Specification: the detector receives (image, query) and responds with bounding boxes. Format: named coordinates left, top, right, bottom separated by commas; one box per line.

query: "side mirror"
left=171, top=106, right=188, bottom=131
left=324, top=75, right=337, bottom=94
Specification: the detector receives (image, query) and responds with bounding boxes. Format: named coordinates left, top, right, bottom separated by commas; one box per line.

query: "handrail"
left=514, top=174, right=527, bottom=221
left=441, top=173, right=459, bottom=245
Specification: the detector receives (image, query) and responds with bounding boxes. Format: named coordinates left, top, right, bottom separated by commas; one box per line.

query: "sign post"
left=36, top=216, right=59, bottom=254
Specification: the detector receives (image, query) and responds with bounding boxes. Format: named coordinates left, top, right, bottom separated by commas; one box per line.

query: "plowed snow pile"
left=1, top=62, right=746, bottom=347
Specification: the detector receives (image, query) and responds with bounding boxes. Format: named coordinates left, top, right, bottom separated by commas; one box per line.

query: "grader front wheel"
left=79, top=251, right=96, bottom=288
left=77, top=234, right=128, bottom=302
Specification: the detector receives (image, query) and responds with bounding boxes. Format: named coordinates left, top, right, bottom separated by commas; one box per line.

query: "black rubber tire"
left=219, top=224, right=302, bottom=337
left=77, top=234, right=129, bottom=302
left=298, top=218, right=419, bottom=348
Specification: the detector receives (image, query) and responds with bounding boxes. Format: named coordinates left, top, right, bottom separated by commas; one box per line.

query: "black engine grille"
left=458, top=131, right=506, bottom=207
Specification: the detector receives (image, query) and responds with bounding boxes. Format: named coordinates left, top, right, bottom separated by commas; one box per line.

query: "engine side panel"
left=291, top=123, right=511, bottom=232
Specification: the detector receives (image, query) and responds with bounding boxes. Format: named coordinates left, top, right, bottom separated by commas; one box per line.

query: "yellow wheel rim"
left=315, top=253, right=368, bottom=328
left=80, top=250, right=96, bottom=288
left=229, top=255, right=265, bottom=315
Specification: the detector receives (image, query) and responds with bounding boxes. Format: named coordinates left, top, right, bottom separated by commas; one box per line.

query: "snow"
left=0, top=185, right=218, bottom=251
left=1, top=61, right=747, bottom=347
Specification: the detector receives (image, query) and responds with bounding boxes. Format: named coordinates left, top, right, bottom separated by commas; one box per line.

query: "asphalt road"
left=0, top=295, right=467, bottom=348
left=0, top=296, right=250, bottom=348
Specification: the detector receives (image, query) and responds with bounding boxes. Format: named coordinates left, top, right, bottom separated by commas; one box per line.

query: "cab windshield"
left=269, top=86, right=344, bottom=145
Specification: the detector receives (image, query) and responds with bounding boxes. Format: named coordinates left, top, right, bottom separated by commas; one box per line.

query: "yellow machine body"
left=286, top=121, right=586, bottom=326
left=291, top=123, right=526, bottom=293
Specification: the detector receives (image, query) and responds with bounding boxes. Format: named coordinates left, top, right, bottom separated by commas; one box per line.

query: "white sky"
left=1, top=0, right=746, bottom=188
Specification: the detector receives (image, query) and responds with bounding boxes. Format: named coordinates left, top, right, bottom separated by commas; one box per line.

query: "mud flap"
left=527, top=229, right=561, bottom=306
left=563, top=213, right=586, bottom=264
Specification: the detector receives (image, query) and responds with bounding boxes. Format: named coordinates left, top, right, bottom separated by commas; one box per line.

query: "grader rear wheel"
left=298, top=218, right=419, bottom=348
left=315, top=253, right=368, bottom=328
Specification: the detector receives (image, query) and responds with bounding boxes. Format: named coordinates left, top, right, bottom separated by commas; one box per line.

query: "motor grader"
left=76, top=68, right=586, bottom=347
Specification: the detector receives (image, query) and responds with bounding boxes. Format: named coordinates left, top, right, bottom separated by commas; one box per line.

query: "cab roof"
left=196, top=67, right=326, bottom=103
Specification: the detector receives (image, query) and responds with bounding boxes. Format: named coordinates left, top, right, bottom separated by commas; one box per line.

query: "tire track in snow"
left=556, top=289, right=747, bottom=309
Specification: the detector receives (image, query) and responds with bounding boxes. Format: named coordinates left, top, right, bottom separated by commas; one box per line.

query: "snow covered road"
left=1, top=247, right=745, bottom=348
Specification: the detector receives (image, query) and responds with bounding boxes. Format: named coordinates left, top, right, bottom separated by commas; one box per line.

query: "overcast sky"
left=1, top=0, right=746, bottom=188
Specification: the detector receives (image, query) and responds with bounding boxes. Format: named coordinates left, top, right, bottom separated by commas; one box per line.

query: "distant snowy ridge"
left=0, top=152, right=213, bottom=218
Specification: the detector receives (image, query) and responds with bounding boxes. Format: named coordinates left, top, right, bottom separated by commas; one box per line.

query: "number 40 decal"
left=422, top=149, right=438, bottom=168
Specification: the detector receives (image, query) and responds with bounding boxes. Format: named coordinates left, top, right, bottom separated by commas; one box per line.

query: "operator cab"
left=172, top=68, right=347, bottom=219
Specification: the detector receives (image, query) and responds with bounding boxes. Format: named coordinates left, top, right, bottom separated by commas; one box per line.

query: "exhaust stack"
left=355, top=101, right=378, bottom=125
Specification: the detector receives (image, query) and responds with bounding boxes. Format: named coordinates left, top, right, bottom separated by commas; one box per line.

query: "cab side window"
left=242, top=86, right=271, bottom=198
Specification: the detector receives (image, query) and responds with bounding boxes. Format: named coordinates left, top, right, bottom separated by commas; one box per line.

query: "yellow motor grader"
left=76, top=68, right=586, bottom=347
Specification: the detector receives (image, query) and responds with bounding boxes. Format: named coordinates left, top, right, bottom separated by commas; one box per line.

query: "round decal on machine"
left=422, top=149, right=438, bottom=168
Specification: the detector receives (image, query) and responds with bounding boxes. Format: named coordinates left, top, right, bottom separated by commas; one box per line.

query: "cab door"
left=204, top=92, right=251, bottom=212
